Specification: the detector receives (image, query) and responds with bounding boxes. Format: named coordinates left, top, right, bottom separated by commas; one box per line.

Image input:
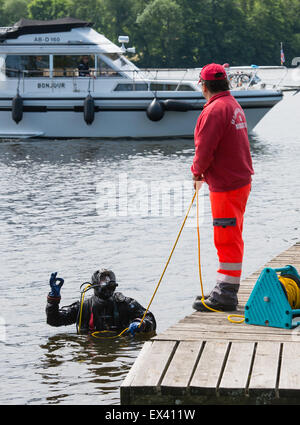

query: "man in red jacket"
left=191, top=63, right=254, bottom=312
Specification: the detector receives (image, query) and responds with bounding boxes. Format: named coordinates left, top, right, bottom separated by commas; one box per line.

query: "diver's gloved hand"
left=48, top=272, right=64, bottom=301
left=128, top=320, right=145, bottom=336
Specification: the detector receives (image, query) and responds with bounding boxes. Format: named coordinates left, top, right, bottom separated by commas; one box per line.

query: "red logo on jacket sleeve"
left=231, top=107, right=247, bottom=130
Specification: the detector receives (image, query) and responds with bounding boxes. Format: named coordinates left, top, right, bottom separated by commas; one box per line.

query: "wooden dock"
left=121, top=242, right=300, bottom=405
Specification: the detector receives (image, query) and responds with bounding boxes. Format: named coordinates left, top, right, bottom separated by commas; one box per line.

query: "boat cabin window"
left=5, top=55, right=49, bottom=78
left=3, top=54, right=125, bottom=78
left=150, top=82, right=195, bottom=91
left=53, top=55, right=95, bottom=77
left=114, top=83, right=148, bottom=91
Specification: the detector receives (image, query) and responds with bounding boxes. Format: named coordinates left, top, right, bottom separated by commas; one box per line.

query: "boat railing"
left=143, top=66, right=290, bottom=91
left=0, top=65, right=290, bottom=94
left=0, top=66, right=199, bottom=93
left=226, top=66, right=289, bottom=90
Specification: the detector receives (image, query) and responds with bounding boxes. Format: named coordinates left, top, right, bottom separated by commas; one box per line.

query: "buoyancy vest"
left=77, top=292, right=127, bottom=333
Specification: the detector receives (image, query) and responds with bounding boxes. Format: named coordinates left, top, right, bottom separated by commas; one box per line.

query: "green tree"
left=27, top=0, right=72, bottom=21
left=0, top=0, right=30, bottom=26
left=242, top=0, right=299, bottom=65
left=97, top=0, right=140, bottom=42
left=0, top=0, right=299, bottom=67
left=136, top=0, right=184, bottom=67
left=0, top=0, right=5, bottom=26
left=68, top=0, right=102, bottom=31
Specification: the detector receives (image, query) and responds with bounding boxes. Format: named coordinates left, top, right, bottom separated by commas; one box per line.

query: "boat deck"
left=121, top=242, right=300, bottom=405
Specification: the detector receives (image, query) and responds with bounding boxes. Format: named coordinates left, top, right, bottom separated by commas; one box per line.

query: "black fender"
left=146, top=98, right=165, bottom=121
left=161, top=99, right=192, bottom=112
left=12, top=93, right=23, bottom=124
left=84, top=94, right=95, bottom=125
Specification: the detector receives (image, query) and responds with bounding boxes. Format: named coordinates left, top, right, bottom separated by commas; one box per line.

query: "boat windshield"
left=101, top=53, right=138, bottom=76
left=96, top=54, right=122, bottom=77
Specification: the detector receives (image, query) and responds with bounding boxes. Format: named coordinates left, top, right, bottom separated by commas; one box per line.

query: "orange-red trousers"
left=209, top=183, right=251, bottom=285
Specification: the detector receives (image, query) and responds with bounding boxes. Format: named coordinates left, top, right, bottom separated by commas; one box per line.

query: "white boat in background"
left=0, top=18, right=283, bottom=139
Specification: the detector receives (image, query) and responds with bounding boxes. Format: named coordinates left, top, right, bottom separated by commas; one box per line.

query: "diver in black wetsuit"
left=46, top=269, right=156, bottom=336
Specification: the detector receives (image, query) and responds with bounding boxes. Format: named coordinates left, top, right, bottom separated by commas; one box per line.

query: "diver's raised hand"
left=49, top=272, right=64, bottom=298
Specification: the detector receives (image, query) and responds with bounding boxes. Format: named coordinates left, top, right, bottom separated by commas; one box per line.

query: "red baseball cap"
left=198, top=63, right=227, bottom=83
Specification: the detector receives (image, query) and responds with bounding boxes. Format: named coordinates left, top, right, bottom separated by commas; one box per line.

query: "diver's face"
left=94, top=276, right=117, bottom=300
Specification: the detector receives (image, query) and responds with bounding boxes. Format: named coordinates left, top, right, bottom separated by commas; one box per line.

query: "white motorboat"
left=0, top=18, right=283, bottom=139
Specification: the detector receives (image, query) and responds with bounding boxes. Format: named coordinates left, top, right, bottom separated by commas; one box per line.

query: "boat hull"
left=0, top=92, right=281, bottom=138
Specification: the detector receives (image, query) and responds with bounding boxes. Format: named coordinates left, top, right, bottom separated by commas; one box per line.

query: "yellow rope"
left=91, top=327, right=129, bottom=339
left=138, top=191, right=197, bottom=328
left=79, top=191, right=197, bottom=339
left=227, top=314, right=245, bottom=323
left=278, top=276, right=300, bottom=309
left=79, top=187, right=250, bottom=340
left=77, top=284, right=91, bottom=334
left=196, top=189, right=220, bottom=313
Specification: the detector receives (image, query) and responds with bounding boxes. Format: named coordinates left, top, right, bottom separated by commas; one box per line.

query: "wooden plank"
left=153, top=330, right=300, bottom=343
left=219, top=342, right=254, bottom=394
left=168, top=322, right=295, bottom=336
left=130, top=340, right=177, bottom=387
left=155, top=320, right=300, bottom=338
left=248, top=341, right=281, bottom=395
left=121, top=341, right=153, bottom=388
left=120, top=341, right=153, bottom=404
left=279, top=342, right=300, bottom=396
left=189, top=341, right=229, bottom=393
left=161, top=341, right=202, bottom=388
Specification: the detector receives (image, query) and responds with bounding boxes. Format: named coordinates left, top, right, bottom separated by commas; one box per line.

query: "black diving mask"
left=93, top=280, right=118, bottom=300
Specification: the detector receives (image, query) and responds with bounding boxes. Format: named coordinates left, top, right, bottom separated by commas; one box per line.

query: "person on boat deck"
left=191, top=63, right=254, bottom=313
left=46, top=269, right=156, bottom=336
left=31, top=56, right=46, bottom=77
left=78, top=55, right=93, bottom=77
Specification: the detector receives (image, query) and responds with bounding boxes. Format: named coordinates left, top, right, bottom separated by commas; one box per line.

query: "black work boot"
left=195, top=293, right=210, bottom=301
left=193, top=282, right=239, bottom=312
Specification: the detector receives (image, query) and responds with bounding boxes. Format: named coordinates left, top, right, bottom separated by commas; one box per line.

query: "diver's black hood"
left=91, top=269, right=117, bottom=300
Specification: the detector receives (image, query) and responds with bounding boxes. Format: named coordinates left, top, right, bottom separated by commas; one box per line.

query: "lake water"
left=0, top=89, right=300, bottom=405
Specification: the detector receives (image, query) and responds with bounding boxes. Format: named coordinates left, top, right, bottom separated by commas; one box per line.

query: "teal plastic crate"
left=245, top=265, right=300, bottom=329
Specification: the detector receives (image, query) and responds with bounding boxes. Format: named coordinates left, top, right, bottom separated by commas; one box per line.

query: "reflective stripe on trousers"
left=210, top=183, right=251, bottom=285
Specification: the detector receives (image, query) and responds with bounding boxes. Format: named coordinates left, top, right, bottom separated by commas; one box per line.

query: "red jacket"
left=191, top=91, right=254, bottom=192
